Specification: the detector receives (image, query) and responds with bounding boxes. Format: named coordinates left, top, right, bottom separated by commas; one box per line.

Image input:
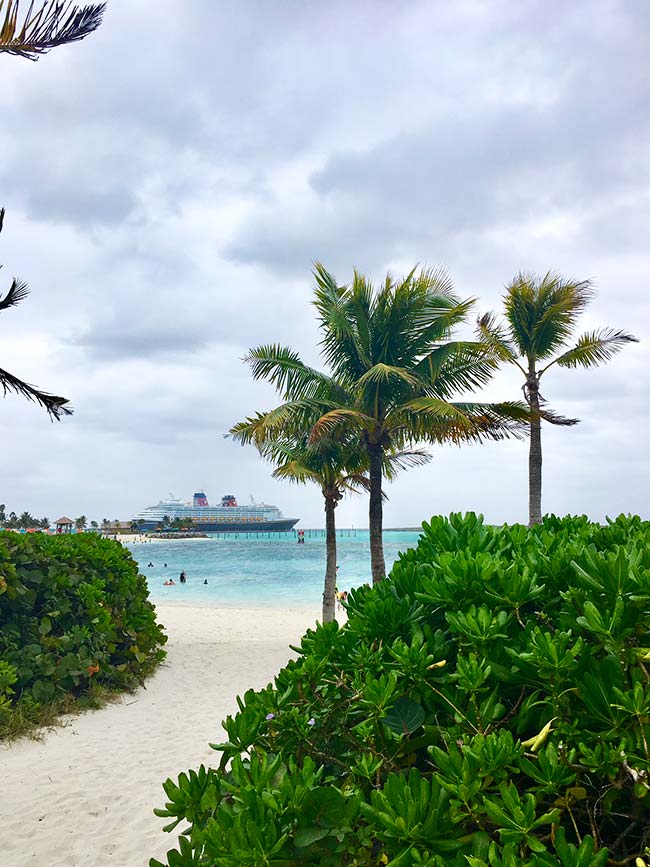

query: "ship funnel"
left=193, top=491, right=209, bottom=507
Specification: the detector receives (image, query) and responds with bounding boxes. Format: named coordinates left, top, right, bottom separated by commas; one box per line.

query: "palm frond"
left=244, top=344, right=346, bottom=402
left=310, top=408, right=375, bottom=442
left=475, top=311, right=523, bottom=368
left=537, top=406, right=579, bottom=426
left=547, top=328, right=638, bottom=371
left=0, top=1, right=105, bottom=60
left=231, top=400, right=328, bottom=447
left=415, top=296, right=474, bottom=346
left=504, top=272, right=595, bottom=361
left=396, top=398, right=528, bottom=443
left=415, top=340, right=497, bottom=397
left=0, top=277, right=29, bottom=310
left=356, top=362, right=420, bottom=389
left=0, top=366, right=72, bottom=419
left=272, top=459, right=322, bottom=486
left=313, top=263, right=373, bottom=380
left=383, top=449, right=432, bottom=473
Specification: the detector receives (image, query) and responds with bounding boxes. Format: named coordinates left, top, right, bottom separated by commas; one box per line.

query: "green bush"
left=0, top=531, right=166, bottom=737
left=152, top=514, right=650, bottom=867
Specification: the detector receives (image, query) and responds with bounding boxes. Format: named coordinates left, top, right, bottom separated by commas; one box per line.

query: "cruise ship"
left=133, top=492, right=299, bottom=533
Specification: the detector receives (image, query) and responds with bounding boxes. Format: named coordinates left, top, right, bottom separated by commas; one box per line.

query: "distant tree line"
left=0, top=507, right=94, bottom=531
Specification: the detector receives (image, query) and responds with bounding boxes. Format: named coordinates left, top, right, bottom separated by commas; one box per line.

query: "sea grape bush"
left=152, top=513, right=650, bottom=867
left=0, top=531, right=166, bottom=736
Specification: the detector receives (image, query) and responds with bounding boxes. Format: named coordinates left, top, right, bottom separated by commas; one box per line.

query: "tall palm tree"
left=230, top=425, right=376, bottom=622
left=75, top=515, right=87, bottom=531
left=0, top=1, right=105, bottom=60
left=244, top=265, right=527, bottom=584
left=477, top=272, right=638, bottom=525
left=0, top=210, right=72, bottom=418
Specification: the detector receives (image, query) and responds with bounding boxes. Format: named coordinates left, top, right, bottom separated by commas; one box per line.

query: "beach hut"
left=55, top=517, right=74, bottom=534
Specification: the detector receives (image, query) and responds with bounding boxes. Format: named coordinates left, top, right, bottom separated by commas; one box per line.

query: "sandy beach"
left=0, top=604, right=319, bottom=867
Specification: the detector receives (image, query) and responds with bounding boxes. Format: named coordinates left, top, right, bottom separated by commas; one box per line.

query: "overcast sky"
left=0, top=0, right=647, bottom=528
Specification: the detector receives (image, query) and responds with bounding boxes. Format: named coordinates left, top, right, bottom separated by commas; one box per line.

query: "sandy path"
left=0, top=605, right=317, bottom=867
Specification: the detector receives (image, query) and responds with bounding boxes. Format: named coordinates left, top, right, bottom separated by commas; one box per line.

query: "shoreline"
left=1, top=604, right=319, bottom=867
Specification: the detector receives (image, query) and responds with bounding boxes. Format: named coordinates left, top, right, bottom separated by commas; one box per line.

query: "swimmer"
left=203, top=579, right=208, bottom=585
left=163, top=580, right=173, bottom=586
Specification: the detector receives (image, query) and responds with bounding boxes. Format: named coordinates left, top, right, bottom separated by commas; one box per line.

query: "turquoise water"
left=127, top=530, right=423, bottom=607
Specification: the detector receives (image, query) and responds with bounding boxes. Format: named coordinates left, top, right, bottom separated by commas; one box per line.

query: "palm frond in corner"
left=0, top=1, right=105, bottom=60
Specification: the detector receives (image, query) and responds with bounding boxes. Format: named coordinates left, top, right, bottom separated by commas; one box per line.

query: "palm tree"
left=75, top=515, right=87, bottom=531
left=40, top=516, right=50, bottom=529
left=0, top=504, right=5, bottom=525
left=232, top=424, right=372, bottom=622
left=243, top=265, right=527, bottom=584
left=0, top=210, right=72, bottom=419
left=90, top=520, right=98, bottom=530
left=0, top=1, right=105, bottom=60
left=477, top=272, right=638, bottom=525
left=19, top=510, right=34, bottom=528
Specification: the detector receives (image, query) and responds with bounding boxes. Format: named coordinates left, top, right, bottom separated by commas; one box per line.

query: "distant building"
left=101, top=521, right=133, bottom=535
left=54, top=517, right=74, bottom=534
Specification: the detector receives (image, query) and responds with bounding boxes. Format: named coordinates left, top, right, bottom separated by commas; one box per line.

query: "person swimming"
left=179, top=571, right=187, bottom=584
left=203, top=579, right=208, bottom=585
left=163, top=579, right=174, bottom=586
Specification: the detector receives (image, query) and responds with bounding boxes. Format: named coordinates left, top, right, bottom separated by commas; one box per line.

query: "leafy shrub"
left=0, top=531, right=166, bottom=736
left=152, top=514, right=650, bottom=866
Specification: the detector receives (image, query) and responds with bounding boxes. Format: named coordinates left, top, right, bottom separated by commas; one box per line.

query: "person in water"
left=163, top=579, right=174, bottom=586
left=203, top=579, right=208, bottom=585
left=179, top=571, right=187, bottom=584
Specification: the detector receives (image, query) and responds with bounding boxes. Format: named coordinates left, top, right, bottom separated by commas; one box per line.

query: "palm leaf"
left=504, top=272, right=594, bottom=360
left=231, top=400, right=330, bottom=446
left=395, top=398, right=528, bottom=443
left=244, top=344, right=347, bottom=402
left=383, top=449, right=432, bottom=473
left=309, top=407, right=376, bottom=442
left=415, top=340, right=497, bottom=397
left=0, top=278, right=29, bottom=310
left=548, top=329, right=638, bottom=371
left=356, top=363, right=420, bottom=389
left=313, top=263, right=372, bottom=380
left=0, top=366, right=72, bottom=419
left=475, top=311, right=522, bottom=368
left=272, top=459, right=323, bottom=486
left=0, top=1, right=105, bottom=60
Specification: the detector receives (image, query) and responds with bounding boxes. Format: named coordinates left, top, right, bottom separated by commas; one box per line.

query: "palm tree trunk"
left=368, top=442, right=386, bottom=584
left=322, top=495, right=337, bottom=623
left=528, top=380, right=542, bottom=526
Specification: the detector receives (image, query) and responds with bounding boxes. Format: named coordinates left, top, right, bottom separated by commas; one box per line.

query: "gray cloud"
left=0, top=0, right=647, bottom=526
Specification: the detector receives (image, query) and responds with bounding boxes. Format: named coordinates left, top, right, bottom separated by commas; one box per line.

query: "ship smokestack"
left=193, top=491, right=208, bottom=507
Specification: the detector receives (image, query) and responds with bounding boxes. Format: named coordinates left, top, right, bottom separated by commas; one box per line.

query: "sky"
left=0, top=0, right=648, bottom=528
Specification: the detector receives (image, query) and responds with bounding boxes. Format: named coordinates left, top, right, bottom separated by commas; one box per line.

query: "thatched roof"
left=55, top=516, right=73, bottom=524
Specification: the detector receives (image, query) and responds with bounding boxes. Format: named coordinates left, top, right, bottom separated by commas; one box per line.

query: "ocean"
left=127, top=529, right=423, bottom=608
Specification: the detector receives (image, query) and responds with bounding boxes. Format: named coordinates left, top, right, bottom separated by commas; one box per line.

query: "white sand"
left=0, top=604, right=319, bottom=867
